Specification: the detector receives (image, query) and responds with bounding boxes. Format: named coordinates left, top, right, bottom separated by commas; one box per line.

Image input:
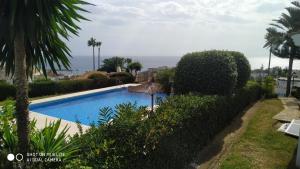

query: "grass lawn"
left=219, top=99, right=298, bottom=169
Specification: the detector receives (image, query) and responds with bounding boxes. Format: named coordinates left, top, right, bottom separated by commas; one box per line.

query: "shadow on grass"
left=186, top=106, right=250, bottom=169
left=288, top=146, right=299, bottom=169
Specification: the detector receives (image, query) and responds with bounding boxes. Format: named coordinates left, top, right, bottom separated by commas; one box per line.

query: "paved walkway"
left=273, top=97, right=300, bottom=122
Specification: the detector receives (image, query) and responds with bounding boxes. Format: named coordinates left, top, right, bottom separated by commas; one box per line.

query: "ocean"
left=64, top=55, right=300, bottom=75
left=68, top=56, right=181, bottom=74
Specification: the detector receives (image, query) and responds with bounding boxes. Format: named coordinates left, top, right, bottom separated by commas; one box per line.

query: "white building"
left=251, top=72, right=268, bottom=80
left=275, top=77, right=300, bottom=96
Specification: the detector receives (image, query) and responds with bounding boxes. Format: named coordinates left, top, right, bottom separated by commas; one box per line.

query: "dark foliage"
left=0, top=100, right=79, bottom=169
left=73, top=82, right=262, bottom=169
left=109, top=72, right=135, bottom=84
left=292, top=86, right=300, bottom=99
left=156, top=68, right=175, bottom=93
left=261, top=76, right=278, bottom=98
left=29, top=79, right=116, bottom=98
left=0, top=78, right=118, bottom=100
left=0, top=82, right=16, bottom=100
left=228, top=51, right=251, bottom=89
left=174, top=50, right=237, bottom=95
left=87, top=72, right=109, bottom=80
left=99, top=57, right=130, bottom=73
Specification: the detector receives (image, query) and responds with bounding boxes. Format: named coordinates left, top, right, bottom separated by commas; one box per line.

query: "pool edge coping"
left=30, top=83, right=141, bottom=105
left=29, top=83, right=141, bottom=135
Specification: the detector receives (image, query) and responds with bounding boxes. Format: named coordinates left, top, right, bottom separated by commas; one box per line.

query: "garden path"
left=273, top=97, right=300, bottom=122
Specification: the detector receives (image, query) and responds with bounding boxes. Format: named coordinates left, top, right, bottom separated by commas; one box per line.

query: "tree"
left=127, top=62, right=143, bottom=76
left=88, top=37, right=97, bottom=70
left=99, top=57, right=127, bottom=73
left=269, top=66, right=288, bottom=77
left=0, top=0, right=90, bottom=160
left=96, top=41, right=102, bottom=69
left=264, top=1, right=300, bottom=96
left=156, top=68, right=175, bottom=93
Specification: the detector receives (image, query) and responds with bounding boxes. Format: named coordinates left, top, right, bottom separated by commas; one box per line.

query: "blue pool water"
left=29, top=88, right=166, bottom=125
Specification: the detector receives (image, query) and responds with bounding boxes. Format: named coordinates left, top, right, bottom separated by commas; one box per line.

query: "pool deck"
left=29, top=83, right=141, bottom=136
left=273, top=97, right=300, bottom=122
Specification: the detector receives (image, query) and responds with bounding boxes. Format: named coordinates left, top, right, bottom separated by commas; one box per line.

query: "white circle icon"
left=15, top=153, right=23, bottom=161
left=7, top=154, right=14, bottom=161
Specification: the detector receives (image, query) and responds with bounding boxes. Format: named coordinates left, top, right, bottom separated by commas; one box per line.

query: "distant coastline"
left=65, top=55, right=300, bottom=75
left=68, top=56, right=181, bottom=73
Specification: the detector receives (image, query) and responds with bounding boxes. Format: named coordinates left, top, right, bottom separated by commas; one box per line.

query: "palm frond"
left=98, top=107, right=115, bottom=125
left=0, top=0, right=92, bottom=77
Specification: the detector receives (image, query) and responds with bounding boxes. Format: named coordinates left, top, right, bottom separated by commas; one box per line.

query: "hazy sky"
left=66, top=0, right=300, bottom=69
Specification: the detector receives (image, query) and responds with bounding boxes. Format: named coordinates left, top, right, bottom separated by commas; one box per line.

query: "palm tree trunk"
left=268, top=47, right=272, bottom=76
left=97, top=47, right=100, bottom=69
left=93, top=46, right=95, bottom=71
left=14, top=31, right=29, bottom=157
left=286, top=55, right=294, bottom=97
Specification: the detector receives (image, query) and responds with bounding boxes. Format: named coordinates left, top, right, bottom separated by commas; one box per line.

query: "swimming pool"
left=29, top=87, right=166, bottom=125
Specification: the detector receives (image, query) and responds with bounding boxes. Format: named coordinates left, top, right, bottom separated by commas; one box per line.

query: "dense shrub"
left=292, top=86, right=300, bottom=99
left=29, top=80, right=57, bottom=97
left=87, top=72, right=108, bottom=80
left=0, top=82, right=16, bottom=100
left=73, top=82, right=262, bottom=169
left=261, top=76, right=277, bottom=98
left=109, top=72, right=135, bottom=84
left=0, top=100, right=79, bottom=169
left=174, top=50, right=237, bottom=95
left=156, top=68, right=175, bottom=93
left=56, top=79, right=94, bottom=94
left=5, top=78, right=119, bottom=100
left=99, top=57, right=131, bottom=73
left=29, top=79, right=116, bottom=98
left=0, top=76, right=122, bottom=100
left=229, top=51, right=251, bottom=89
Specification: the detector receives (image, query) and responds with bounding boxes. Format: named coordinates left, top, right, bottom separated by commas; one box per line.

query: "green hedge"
left=87, top=72, right=109, bottom=80
left=29, top=80, right=57, bottom=97
left=0, top=78, right=119, bottom=101
left=0, top=82, right=16, bottom=100
left=109, top=72, right=135, bottom=84
left=292, top=87, right=300, bottom=99
left=261, top=77, right=277, bottom=98
left=229, top=51, right=251, bottom=89
left=29, top=79, right=116, bottom=98
left=156, top=68, right=175, bottom=93
left=174, top=50, right=237, bottom=95
left=74, top=82, right=262, bottom=169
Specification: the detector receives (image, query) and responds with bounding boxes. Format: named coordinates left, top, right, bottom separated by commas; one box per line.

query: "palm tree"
left=96, top=41, right=102, bottom=69
left=88, top=37, right=97, bottom=70
left=128, top=62, right=143, bottom=77
left=264, top=27, right=285, bottom=76
left=264, top=1, right=300, bottom=96
left=0, top=0, right=90, bottom=159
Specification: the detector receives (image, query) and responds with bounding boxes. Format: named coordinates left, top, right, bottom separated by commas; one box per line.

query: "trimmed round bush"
left=109, top=72, right=135, bottom=83
left=87, top=72, right=109, bottom=80
left=228, top=51, right=251, bottom=89
left=174, top=50, right=237, bottom=95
